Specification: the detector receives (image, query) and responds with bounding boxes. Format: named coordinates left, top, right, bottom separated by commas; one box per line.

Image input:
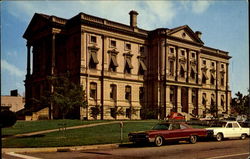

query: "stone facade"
left=23, top=11, right=231, bottom=120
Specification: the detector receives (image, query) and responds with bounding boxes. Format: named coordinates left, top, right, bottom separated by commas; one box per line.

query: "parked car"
left=128, top=122, right=207, bottom=146
left=206, top=121, right=250, bottom=141
left=167, top=112, right=185, bottom=120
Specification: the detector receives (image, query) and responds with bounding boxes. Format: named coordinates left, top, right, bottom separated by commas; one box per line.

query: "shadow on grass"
left=18, top=134, right=45, bottom=138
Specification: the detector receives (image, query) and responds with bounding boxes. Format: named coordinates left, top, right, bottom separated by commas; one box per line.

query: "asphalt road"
left=3, top=139, right=250, bottom=159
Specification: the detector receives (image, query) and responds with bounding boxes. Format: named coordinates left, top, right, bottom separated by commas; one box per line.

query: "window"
left=180, top=124, right=188, bottom=129
left=170, top=48, right=174, bottom=54
left=125, top=43, right=131, bottom=50
left=170, top=87, right=175, bottom=103
left=203, top=60, right=206, bottom=65
left=139, top=46, right=144, bottom=53
left=169, top=61, right=174, bottom=76
left=211, top=62, right=215, bottom=67
left=89, top=51, right=99, bottom=69
left=138, top=59, right=147, bottom=75
left=110, top=108, right=116, bottom=118
left=192, top=53, right=195, bottom=58
left=202, top=93, right=206, bottom=106
left=90, top=36, right=97, bottom=43
left=221, top=75, right=224, bottom=86
left=111, top=40, right=116, bottom=48
left=192, top=89, right=196, bottom=104
left=190, top=67, right=196, bottom=79
left=226, top=123, right=232, bottom=128
left=232, top=123, right=239, bottom=128
left=181, top=50, right=185, bottom=56
left=90, top=82, right=97, bottom=100
left=180, top=65, right=185, bottom=77
left=109, top=55, right=118, bottom=72
left=171, top=124, right=180, bottom=130
left=221, top=64, right=224, bottom=69
left=139, top=87, right=144, bottom=102
left=110, top=84, right=117, bottom=100
left=125, top=85, right=131, bottom=101
left=126, top=108, right=131, bottom=118
left=221, top=95, right=224, bottom=109
left=124, top=57, right=133, bottom=74
left=202, top=72, right=208, bottom=84
left=210, top=74, right=215, bottom=85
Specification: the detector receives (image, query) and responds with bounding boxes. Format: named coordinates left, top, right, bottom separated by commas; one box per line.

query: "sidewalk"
left=2, top=143, right=122, bottom=153
left=2, top=121, right=121, bottom=140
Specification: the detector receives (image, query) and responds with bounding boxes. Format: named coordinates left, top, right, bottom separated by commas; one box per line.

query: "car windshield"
left=152, top=124, right=170, bottom=130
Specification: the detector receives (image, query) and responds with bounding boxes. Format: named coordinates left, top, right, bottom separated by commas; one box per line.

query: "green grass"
left=2, top=120, right=159, bottom=148
left=2, top=120, right=111, bottom=136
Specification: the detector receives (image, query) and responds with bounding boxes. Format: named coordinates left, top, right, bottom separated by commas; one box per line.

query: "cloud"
left=1, top=59, right=25, bottom=77
left=4, top=1, right=176, bottom=30
left=191, top=1, right=212, bottom=14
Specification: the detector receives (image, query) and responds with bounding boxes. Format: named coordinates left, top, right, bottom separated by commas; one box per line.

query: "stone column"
left=226, top=63, right=229, bottom=113
left=166, top=86, right=171, bottom=115
left=186, top=49, right=190, bottom=83
left=177, top=86, right=182, bottom=113
left=188, top=88, right=193, bottom=115
left=26, top=42, right=31, bottom=77
left=197, top=89, right=203, bottom=116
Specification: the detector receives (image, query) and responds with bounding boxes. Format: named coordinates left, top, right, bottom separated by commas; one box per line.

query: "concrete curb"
left=2, top=143, right=122, bottom=153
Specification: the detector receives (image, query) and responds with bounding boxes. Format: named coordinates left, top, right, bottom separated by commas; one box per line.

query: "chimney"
left=129, top=10, right=138, bottom=28
left=195, top=31, right=202, bottom=39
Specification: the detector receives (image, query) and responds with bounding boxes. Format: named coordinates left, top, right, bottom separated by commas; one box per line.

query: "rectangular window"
left=221, top=64, right=224, bottom=68
left=170, top=87, right=175, bottom=103
left=124, top=57, right=133, bottom=74
left=181, top=50, right=185, bottom=56
left=192, top=53, right=195, bottom=58
left=90, top=36, right=97, bottom=43
left=125, top=86, right=131, bottom=101
left=170, top=48, right=174, bottom=53
left=125, top=43, right=131, bottom=50
left=110, top=84, right=117, bottom=100
left=169, top=61, right=174, bottom=76
left=126, top=108, right=130, bottom=118
left=203, top=60, right=206, bottom=65
left=211, top=62, right=215, bottom=67
left=139, top=87, right=144, bottom=102
left=110, top=108, right=116, bottom=118
left=109, top=55, right=118, bottom=72
left=139, top=46, right=144, bottom=53
left=90, top=82, right=97, bottom=100
left=111, top=40, right=116, bottom=48
left=89, top=52, right=99, bottom=69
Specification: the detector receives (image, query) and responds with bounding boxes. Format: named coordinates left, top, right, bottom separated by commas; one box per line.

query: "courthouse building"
left=23, top=10, right=231, bottom=120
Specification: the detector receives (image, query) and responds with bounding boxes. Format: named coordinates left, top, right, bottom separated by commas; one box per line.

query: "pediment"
left=168, top=25, right=204, bottom=45
left=23, top=13, right=50, bottom=39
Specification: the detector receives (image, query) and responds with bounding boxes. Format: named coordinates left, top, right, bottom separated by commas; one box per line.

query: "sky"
left=1, top=0, right=249, bottom=97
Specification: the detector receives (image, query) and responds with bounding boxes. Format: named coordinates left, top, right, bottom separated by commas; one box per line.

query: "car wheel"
left=155, top=136, right=164, bottom=147
left=189, top=135, right=197, bottom=144
left=216, top=133, right=223, bottom=141
left=241, top=134, right=247, bottom=140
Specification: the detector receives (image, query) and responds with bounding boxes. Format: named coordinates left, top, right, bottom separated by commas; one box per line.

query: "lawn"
left=2, top=120, right=159, bottom=148
left=2, top=120, right=111, bottom=136
left=2, top=120, right=206, bottom=148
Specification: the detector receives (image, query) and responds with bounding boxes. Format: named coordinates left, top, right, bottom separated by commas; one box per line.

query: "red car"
left=128, top=122, right=207, bottom=146
left=167, top=112, right=185, bottom=120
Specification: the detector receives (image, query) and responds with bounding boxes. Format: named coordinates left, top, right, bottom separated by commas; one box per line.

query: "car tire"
left=241, top=134, right=247, bottom=140
left=216, top=133, right=223, bottom=141
left=189, top=135, right=197, bottom=144
left=154, top=136, right=164, bottom=147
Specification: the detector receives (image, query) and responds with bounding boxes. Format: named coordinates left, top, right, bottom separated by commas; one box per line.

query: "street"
left=3, top=139, right=250, bottom=159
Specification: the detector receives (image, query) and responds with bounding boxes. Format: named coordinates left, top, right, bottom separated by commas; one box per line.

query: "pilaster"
left=177, top=86, right=182, bottom=113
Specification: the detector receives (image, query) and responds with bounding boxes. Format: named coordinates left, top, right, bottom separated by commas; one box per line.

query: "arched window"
left=125, top=85, right=131, bottom=101
left=90, top=82, right=97, bottom=100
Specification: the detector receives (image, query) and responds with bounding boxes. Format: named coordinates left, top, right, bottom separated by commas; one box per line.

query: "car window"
left=226, top=123, right=233, bottom=128
left=232, top=123, right=239, bottom=128
left=152, top=124, right=170, bottom=130
left=171, top=124, right=180, bottom=130
left=180, top=124, right=188, bottom=129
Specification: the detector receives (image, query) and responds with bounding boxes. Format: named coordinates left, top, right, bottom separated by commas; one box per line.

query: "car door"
left=224, top=123, right=234, bottom=137
left=167, top=123, right=183, bottom=140
left=232, top=122, right=241, bottom=137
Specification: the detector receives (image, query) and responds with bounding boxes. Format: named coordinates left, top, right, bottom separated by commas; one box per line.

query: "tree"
left=0, top=110, right=17, bottom=128
left=90, top=105, right=100, bottom=120
left=231, top=90, right=249, bottom=115
left=34, top=74, right=87, bottom=119
left=110, top=106, right=125, bottom=120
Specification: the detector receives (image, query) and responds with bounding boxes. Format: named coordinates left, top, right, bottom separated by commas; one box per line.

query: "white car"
left=206, top=121, right=250, bottom=141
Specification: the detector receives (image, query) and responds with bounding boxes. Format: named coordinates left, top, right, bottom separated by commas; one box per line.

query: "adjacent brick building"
left=23, top=10, right=231, bottom=120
